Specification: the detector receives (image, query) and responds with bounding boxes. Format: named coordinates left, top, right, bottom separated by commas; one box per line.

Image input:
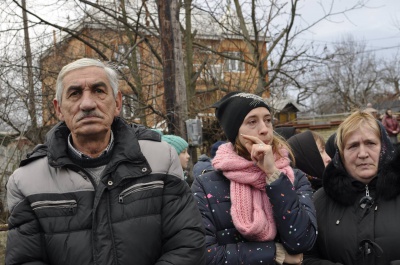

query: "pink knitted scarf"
left=212, top=143, right=295, bottom=241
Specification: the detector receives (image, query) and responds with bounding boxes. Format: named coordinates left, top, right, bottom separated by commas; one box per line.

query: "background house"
left=40, top=2, right=270, bottom=136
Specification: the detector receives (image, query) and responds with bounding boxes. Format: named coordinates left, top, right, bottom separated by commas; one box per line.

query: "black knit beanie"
left=212, top=91, right=271, bottom=143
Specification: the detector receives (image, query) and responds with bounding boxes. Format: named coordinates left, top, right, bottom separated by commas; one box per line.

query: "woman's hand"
left=241, top=134, right=278, bottom=175
left=275, top=243, right=303, bottom=265
left=284, top=253, right=303, bottom=265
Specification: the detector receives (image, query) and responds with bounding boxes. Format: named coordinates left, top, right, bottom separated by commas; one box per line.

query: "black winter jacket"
left=191, top=168, right=317, bottom=264
left=304, top=124, right=400, bottom=265
left=6, top=118, right=205, bottom=265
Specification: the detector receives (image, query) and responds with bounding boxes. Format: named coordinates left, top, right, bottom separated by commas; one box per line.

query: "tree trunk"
left=22, top=0, right=38, bottom=142
left=157, top=0, right=188, bottom=137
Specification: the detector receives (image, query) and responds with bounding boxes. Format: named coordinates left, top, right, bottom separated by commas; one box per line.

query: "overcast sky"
left=295, top=0, right=400, bottom=59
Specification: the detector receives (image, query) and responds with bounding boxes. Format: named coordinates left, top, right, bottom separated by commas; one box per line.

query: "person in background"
left=192, top=140, right=225, bottom=178
left=304, top=110, right=400, bottom=265
left=382, top=108, right=399, bottom=144
left=192, top=91, right=317, bottom=264
left=162, top=134, right=192, bottom=185
left=364, top=103, right=379, bottom=120
left=288, top=130, right=331, bottom=191
left=5, top=58, right=205, bottom=265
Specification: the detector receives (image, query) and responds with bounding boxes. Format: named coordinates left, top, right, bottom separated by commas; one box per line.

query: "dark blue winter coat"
left=191, top=168, right=317, bottom=264
left=192, top=154, right=213, bottom=178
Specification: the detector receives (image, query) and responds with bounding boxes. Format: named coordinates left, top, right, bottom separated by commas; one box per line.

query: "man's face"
left=53, top=66, right=122, bottom=139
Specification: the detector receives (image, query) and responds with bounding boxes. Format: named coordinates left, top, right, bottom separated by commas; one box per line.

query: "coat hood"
left=323, top=122, right=399, bottom=205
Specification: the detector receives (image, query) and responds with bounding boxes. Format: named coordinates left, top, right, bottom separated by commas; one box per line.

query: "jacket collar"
left=45, top=117, right=158, bottom=182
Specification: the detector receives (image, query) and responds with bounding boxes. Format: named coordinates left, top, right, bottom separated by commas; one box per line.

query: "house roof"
left=48, top=1, right=268, bottom=49
left=373, top=99, right=400, bottom=112
left=266, top=98, right=303, bottom=113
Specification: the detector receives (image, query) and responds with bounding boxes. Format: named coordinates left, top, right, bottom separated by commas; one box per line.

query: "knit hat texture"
left=210, top=140, right=225, bottom=158
left=162, top=135, right=188, bottom=155
left=212, top=91, right=271, bottom=143
left=151, top=129, right=164, bottom=136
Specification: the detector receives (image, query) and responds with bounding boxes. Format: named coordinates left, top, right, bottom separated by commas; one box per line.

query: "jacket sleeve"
left=156, top=148, right=206, bottom=265
left=266, top=169, right=318, bottom=254
left=302, top=191, right=343, bottom=265
left=395, top=119, right=400, bottom=131
left=6, top=172, right=49, bottom=265
left=191, top=176, right=277, bottom=265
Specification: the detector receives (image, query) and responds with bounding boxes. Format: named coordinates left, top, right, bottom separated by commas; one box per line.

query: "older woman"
left=304, top=111, right=400, bottom=265
left=191, top=92, right=317, bottom=265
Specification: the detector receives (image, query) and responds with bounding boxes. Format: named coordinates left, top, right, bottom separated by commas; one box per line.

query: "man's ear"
left=114, top=90, right=123, bottom=117
left=53, top=98, right=65, bottom=121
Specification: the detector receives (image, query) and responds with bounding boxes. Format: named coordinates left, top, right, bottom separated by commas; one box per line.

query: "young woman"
left=191, top=92, right=317, bottom=264
left=304, top=111, right=400, bottom=264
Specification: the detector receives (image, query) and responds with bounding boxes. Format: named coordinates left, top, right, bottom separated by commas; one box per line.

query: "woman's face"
left=238, top=107, right=273, bottom=152
left=316, top=140, right=331, bottom=167
left=179, top=149, right=190, bottom=169
left=342, top=125, right=381, bottom=184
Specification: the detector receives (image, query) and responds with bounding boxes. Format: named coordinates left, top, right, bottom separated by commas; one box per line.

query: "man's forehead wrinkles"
left=65, top=80, right=106, bottom=89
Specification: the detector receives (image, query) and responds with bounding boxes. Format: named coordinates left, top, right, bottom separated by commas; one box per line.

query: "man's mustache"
left=76, top=111, right=103, bottom=122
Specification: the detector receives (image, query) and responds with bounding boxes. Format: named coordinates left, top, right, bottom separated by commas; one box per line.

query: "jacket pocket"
left=31, top=199, right=77, bottom=218
left=119, top=180, right=164, bottom=204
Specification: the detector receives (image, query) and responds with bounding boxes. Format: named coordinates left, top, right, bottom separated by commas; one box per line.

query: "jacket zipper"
left=31, top=200, right=77, bottom=211
left=119, top=180, right=164, bottom=203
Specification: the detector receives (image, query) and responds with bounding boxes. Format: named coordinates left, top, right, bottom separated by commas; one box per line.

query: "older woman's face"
left=342, top=125, right=381, bottom=184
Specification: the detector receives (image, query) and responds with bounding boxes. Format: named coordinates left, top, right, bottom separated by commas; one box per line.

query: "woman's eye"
left=264, top=118, right=271, bottom=124
left=347, top=144, right=357, bottom=150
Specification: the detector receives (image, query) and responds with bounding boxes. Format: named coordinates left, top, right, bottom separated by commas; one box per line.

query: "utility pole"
left=157, top=0, right=188, bottom=137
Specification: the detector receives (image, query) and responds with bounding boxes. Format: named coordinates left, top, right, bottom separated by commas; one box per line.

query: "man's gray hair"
left=55, top=58, right=119, bottom=102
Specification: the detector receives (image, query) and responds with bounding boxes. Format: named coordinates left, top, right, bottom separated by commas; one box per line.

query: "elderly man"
left=6, top=58, right=205, bottom=265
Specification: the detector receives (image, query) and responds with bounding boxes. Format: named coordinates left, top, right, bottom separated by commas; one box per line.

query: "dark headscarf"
left=275, top=127, right=297, bottom=140
left=323, top=121, right=397, bottom=205
left=288, top=131, right=325, bottom=190
left=325, top=132, right=337, bottom=159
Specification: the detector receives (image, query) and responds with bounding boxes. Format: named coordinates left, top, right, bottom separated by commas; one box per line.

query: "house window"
left=122, top=94, right=136, bottom=119
left=114, top=44, right=126, bottom=62
left=224, top=52, right=245, bottom=72
left=113, top=44, right=141, bottom=68
left=194, top=64, right=224, bottom=81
